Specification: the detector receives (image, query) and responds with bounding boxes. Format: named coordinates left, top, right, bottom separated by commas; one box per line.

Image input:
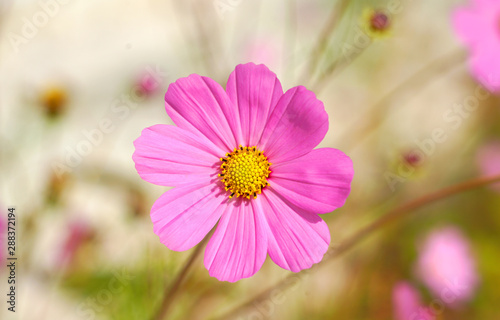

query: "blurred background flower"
left=393, top=282, right=435, bottom=320
left=416, top=226, right=479, bottom=306
left=477, top=140, right=500, bottom=192
left=57, top=218, right=96, bottom=271
left=38, top=85, right=68, bottom=119
left=453, top=0, right=500, bottom=92
left=361, top=8, right=391, bottom=39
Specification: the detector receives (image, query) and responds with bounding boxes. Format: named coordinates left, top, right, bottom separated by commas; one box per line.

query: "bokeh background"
left=1, top=0, right=500, bottom=319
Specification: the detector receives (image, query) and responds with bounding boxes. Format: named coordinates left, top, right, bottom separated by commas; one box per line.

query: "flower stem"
left=152, top=233, right=211, bottom=320
left=212, top=173, right=500, bottom=320
left=338, top=49, right=467, bottom=151
left=303, top=0, right=351, bottom=81
left=311, top=42, right=372, bottom=93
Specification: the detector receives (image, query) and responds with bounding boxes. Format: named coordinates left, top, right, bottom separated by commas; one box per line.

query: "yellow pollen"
left=218, top=145, right=271, bottom=199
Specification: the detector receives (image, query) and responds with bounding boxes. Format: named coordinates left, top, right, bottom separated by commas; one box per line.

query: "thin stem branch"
left=152, top=233, right=211, bottom=320
left=303, top=0, right=351, bottom=81
left=311, top=39, right=372, bottom=93
left=213, top=173, right=500, bottom=320
left=192, top=1, right=219, bottom=79
left=283, top=0, right=297, bottom=81
left=337, top=49, right=467, bottom=151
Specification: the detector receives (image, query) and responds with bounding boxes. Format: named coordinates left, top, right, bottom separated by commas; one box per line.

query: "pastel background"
left=1, top=0, right=500, bottom=319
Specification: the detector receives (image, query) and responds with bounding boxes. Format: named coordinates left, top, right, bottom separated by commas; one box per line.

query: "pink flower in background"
left=138, top=73, right=160, bottom=96
left=133, top=63, right=354, bottom=282
left=453, top=0, right=500, bottom=92
left=242, top=39, right=281, bottom=71
left=141, top=77, right=157, bottom=96
left=417, top=227, right=479, bottom=305
left=58, top=219, right=94, bottom=267
left=393, top=282, right=435, bottom=320
left=476, top=140, right=500, bottom=192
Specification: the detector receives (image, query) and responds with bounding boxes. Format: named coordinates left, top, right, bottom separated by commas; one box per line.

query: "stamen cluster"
left=219, top=146, right=271, bottom=199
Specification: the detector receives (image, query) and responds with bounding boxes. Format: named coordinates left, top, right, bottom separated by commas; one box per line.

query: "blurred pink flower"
left=393, top=282, right=435, bottom=320
left=58, top=219, right=94, bottom=267
left=39, top=86, right=68, bottom=118
left=361, top=8, right=392, bottom=39
left=242, top=40, right=281, bottom=70
left=403, top=149, right=423, bottom=168
left=370, top=11, right=390, bottom=31
left=453, top=0, right=500, bottom=92
left=133, top=63, right=354, bottom=282
left=476, top=140, right=500, bottom=192
left=417, top=227, right=479, bottom=306
left=138, top=73, right=161, bottom=96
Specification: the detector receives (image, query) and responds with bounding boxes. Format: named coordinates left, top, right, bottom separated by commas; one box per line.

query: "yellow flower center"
left=219, top=146, right=271, bottom=199
left=40, top=87, right=67, bottom=117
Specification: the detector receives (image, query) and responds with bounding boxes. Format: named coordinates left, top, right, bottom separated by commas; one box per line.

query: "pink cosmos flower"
left=453, top=0, right=500, bottom=92
left=393, top=282, right=435, bottom=320
left=416, top=227, right=479, bottom=306
left=133, top=63, right=354, bottom=282
left=476, top=140, right=500, bottom=192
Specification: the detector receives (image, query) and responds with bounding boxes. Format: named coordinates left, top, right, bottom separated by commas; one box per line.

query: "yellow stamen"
left=219, top=145, right=271, bottom=199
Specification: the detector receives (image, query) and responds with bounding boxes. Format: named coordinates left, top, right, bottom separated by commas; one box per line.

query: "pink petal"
left=165, top=74, right=240, bottom=152
left=393, top=282, right=435, bottom=320
left=393, top=282, right=421, bottom=320
left=226, top=63, right=283, bottom=146
left=452, top=0, right=500, bottom=47
left=269, top=148, right=353, bottom=214
left=259, top=86, right=329, bottom=163
left=258, top=190, right=330, bottom=272
left=133, top=124, right=221, bottom=187
left=469, top=42, right=500, bottom=92
left=452, top=8, right=487, bottom=47
left=453, top=1, right=500, bottom=92
left=151, top=180, right=226, bottom=251
left=204, top=199, right=268, bottom=282
left=474, top=0, right=500, bottom=6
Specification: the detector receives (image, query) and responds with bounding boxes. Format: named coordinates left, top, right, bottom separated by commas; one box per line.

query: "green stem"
left=152, top=233, right=211, bottom=320
left=303, top=0, right=351, bottom=81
